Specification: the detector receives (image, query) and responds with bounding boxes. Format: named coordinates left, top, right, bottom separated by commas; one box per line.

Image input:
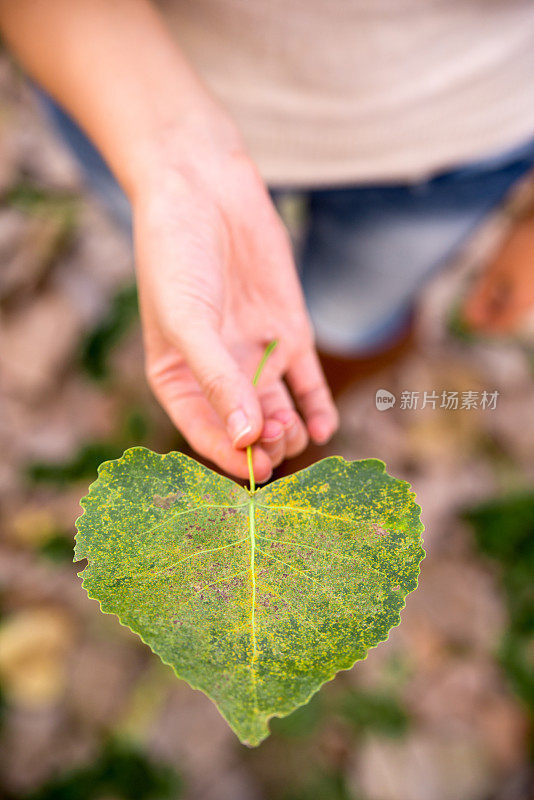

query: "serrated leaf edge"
left=74, top=448, right=425, bottom=746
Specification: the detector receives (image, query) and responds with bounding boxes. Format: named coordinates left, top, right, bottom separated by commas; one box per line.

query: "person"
left=1, top=0, right=534, bottom=483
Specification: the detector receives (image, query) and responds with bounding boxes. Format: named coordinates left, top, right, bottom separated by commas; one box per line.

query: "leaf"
left=75, top=448, right=424, bottom=746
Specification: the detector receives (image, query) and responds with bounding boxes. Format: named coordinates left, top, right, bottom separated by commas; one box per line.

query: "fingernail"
left=260, top=419, right=284, bottom=442
left=227, top=408, right=252, bottom=446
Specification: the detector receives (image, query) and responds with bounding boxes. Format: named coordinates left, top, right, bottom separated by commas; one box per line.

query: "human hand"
left=463, top=213, right=534, bottom=334
left=0, top=0, right=337, bottom=481
left=134, top=132, right=338, bottom=483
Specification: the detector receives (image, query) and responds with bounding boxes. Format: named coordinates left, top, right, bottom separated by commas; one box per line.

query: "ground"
left=0, top=58, right=533, bottom=800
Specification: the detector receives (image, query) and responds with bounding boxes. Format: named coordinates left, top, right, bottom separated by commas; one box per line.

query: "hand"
left=463, top=212, right=534, bottom=334
left=0, top=0, right=338, bottom=481
left=134, top=136, right=338, bottom=483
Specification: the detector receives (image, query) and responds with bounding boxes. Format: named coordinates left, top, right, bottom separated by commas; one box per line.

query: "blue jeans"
left=39, top=94, right=534, bottom=356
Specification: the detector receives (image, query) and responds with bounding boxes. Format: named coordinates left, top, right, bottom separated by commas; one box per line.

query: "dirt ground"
left=1, top=59, right=533, bottom=800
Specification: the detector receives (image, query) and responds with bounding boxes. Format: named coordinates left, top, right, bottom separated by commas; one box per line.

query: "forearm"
left=0, top=0, right=240, bottom=198
left=0, top=0, right=338, bottom=477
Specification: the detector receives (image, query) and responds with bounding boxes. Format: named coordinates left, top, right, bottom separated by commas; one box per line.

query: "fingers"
left=146, top=314, right=336, bottom=478
left=258, top=379, right=309, bottom=465
left=155, top=383, right=273, bottom=483
left=285, top=345, right=339, bottom=444
left=258, top=418, right=286, bottom=469
left=169, top=323, right=264, bottom=448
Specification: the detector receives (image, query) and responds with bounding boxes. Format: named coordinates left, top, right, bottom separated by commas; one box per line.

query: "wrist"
left=122, top=96, right=245, bottom=204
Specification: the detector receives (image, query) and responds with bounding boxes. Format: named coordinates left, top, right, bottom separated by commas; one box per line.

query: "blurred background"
left=1, top=56, right=534, bottom=800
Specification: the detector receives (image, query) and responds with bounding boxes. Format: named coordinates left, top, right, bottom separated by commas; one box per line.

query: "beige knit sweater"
left=158, top=0, right=534, bottom=186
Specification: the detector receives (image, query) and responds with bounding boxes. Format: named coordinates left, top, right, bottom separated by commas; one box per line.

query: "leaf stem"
left=247, top=340, right=278, bottom=494
left=247, top=447, right=255, bottom=494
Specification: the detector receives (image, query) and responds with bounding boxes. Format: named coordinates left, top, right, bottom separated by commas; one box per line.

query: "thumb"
left=177, top=324, right=263, bottom=448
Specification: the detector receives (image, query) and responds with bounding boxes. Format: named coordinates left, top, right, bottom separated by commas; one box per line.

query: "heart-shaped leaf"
left=75, top=448, right=424, bottom=746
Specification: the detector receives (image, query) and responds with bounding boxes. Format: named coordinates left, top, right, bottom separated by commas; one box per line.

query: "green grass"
left=18, top=739, right=182, bottom=800
left=79, top=284, right=139, bottom=381
left=25, top=408, right=151, bottom=488
left=464, top=491, right=534, bottom=726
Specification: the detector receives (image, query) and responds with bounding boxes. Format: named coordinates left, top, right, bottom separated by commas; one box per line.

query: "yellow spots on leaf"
left=75, top=448, right=424, bottom=746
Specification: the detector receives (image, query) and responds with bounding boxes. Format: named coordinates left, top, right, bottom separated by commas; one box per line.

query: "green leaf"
left=75, top=448, right=424, bottom=746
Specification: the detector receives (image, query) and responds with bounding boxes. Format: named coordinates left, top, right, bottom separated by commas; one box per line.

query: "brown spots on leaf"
left=372, top=523, right=389, bottom=538
left=152, top=492, right=183, bottom=509
left=77, top=447, right=424, bottom=746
